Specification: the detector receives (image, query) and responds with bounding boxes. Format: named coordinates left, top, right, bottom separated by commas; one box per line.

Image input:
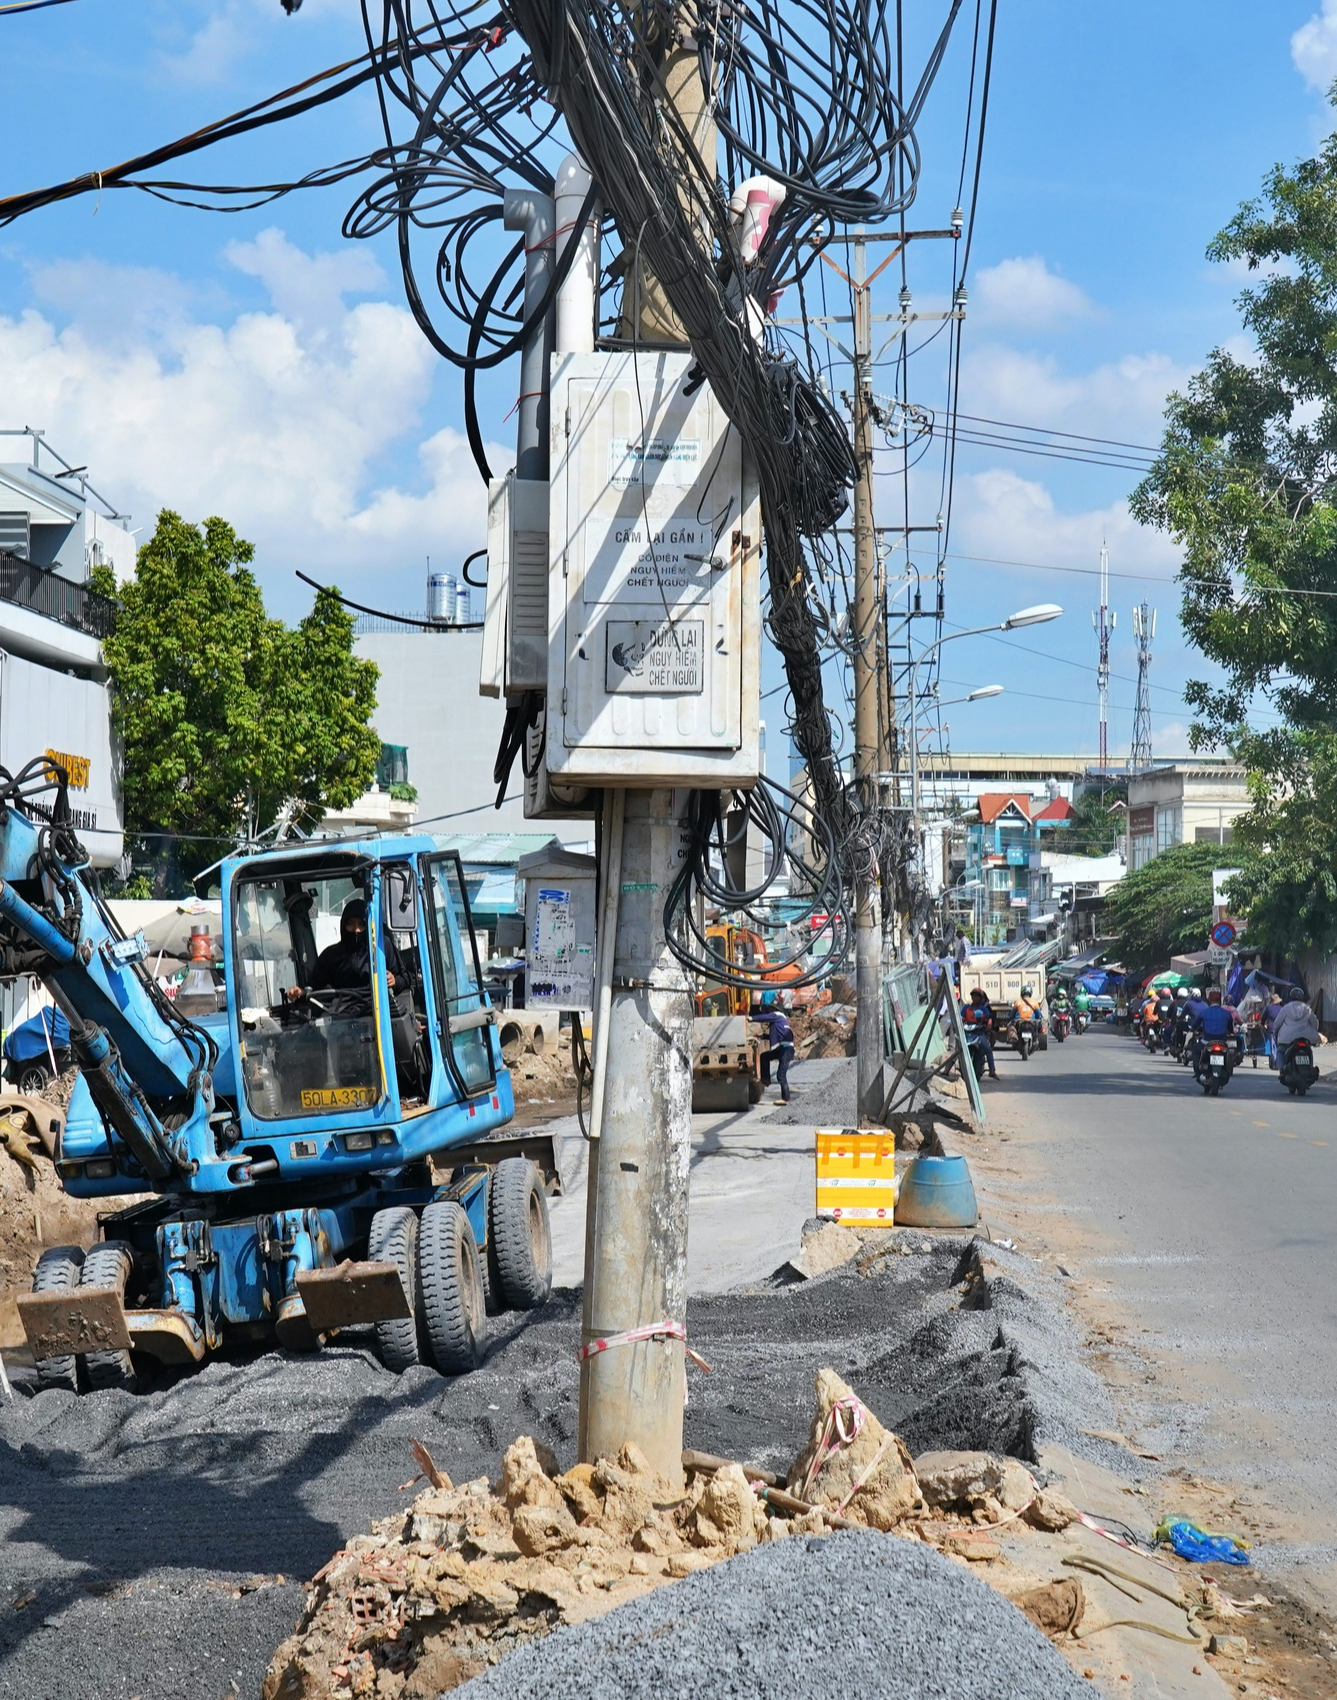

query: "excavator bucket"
left=18, top=1283, right=131, bottom=1359
left=295, top=1260, right=411, bottom=1333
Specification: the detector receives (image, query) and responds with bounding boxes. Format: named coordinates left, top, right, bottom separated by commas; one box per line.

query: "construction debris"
left=787, top=1220, right=862, bottom=1280
left=264, top=1368, right=947, bottom=1699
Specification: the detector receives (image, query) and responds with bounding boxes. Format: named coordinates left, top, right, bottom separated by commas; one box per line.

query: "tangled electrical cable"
left=664, top=778, right=849, bottom=990
left=2, top=0, right=977, bottom=946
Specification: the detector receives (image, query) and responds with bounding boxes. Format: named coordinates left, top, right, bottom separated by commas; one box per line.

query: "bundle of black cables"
left=663, top=776, right=849, bottom=990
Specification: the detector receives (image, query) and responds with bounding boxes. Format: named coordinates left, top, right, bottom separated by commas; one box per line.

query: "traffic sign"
left=1210, top=920, right=1237, bottom=948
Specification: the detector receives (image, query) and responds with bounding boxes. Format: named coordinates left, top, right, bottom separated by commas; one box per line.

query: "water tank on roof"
left=427, top=572, right=457, bottom=623
left=455, top=582, right=471, bottom=625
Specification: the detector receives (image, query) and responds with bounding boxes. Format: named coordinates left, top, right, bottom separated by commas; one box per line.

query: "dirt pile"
left=791, top=1003, right=856, bottom=1059
left=0, top=1079, right=137, bottom=1347
left=507, top=1032, right=579, bottom=1109
left=262, top=1360, right=1087, bottom=1700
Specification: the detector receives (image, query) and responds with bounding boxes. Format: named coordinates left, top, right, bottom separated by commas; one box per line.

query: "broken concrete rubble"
left=786, top=1367, right=921, bottom=1530
left=264, top=1371, right=937, bottom=1700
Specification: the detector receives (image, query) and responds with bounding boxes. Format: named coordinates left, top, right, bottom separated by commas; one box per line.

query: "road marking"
left=1312, top=1140, right=1328, bottom=1148
left=1253, top=1120, right=1270, bottom=1128
left=1276, top=1131, right=1299, bottom=1141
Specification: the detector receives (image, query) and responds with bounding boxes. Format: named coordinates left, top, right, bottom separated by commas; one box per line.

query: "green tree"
left=1104, top=842, right=1221, bottom=974
left=96, top=511, right=379, bottom=879
left=1064, top=781, right=1126, bottom=857
left=1130, top=102, right=1337, bottom=959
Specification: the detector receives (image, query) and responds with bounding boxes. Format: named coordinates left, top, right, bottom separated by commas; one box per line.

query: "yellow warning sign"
left=815, top=1128, right=897, bottom=1225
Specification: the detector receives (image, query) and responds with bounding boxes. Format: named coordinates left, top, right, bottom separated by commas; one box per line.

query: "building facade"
left=1125, top=761, right=1249, bottom=871
left=353, top=624, right=590, bottom=841
left=0, top=434, right=132, bottom=870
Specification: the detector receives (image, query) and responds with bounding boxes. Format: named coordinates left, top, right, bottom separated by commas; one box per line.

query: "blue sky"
left=1, top=0, right=1333, bottom=758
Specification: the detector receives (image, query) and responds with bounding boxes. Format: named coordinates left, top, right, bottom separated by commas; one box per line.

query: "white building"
left=352, top=618, right=590, bottom=841
left=0, top=432, right=132, bottom=870
left=1126, top=761, right=1249, bottom=871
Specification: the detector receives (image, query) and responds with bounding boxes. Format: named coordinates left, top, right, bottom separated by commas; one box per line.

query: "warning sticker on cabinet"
left=605, top=621, right=704, bottom=694
left=610, top=436, right=701, bottom=487
left=581, top=515, right=713, bottom=607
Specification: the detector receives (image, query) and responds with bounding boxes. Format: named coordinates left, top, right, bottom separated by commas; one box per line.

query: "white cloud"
left=961, top=343, right=1188, bottom=445
left=0, top=239, right=506, bottom=610
left=1293, top=1, right=1337, bottom=91
left=225, top=229, right=386, bottom=338
left=972, top=256, right=1092, bottom=330
left=1151, top=721, right=1195, bottom=758
left=952, top=466, right=1179, bottom=580
left=159, top=0, right=351, bottom=86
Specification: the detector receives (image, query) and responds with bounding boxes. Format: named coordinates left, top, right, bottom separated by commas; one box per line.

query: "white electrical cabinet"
left=480, top=474, right=550, bottom=699
left=546, top=351, right=760, bottom=786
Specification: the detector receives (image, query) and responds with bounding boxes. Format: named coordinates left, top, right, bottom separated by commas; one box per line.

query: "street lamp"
left=1001, top=603, right=1064, bottom=630
left=930, top=684, right=1005, bottom=709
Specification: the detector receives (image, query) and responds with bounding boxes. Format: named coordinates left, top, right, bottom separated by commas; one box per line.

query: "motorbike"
left=1167, top=1017, right=1188, bottom=1063
left=1050, top=1008, right=1072, bottom=1043
left=964, top=1024, right=992, bottom=1080
left=1195, top=1038, right=1235, bottom=1096
left=1279, top=1039, right=1321, bottom=1096
left=1003, top=1018, right=1033, bottom=1062
left=1143, top=1017, right=1161, bottom=1054
left=1073, top=1008, right=1090, bottom=1035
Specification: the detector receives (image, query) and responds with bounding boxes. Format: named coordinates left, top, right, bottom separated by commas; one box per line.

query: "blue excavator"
left=4, top=758, right=556, bottom=1392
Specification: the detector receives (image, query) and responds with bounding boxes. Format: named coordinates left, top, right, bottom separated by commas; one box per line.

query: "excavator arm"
left=0, top=760, right=216, bottom=1186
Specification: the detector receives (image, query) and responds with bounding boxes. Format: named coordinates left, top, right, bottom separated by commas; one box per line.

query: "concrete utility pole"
left=849, top=234, right=885, bottom=1124
left=578, top=13, right=714, bottom=1487
left=579, top=790, right=694, bottom=1481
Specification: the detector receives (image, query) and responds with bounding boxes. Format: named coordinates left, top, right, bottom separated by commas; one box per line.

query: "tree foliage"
left=1104, top=842, right=1221, bottom=974
left=1130, top=106, right=1337, bottom=955
left=96, top=511, right=380, bottom=849
left=1065, top=781, right=1126, bottom=857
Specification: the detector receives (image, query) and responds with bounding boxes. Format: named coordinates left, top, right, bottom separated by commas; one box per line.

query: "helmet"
left=1190, top=986, right=1202, bottom=997
left=969, top=987, right=987, bottom=1002
left=1021, top=984, right=1033, bottom=997
left=1290, top=986, right=1307, bottom=1002
left=1207, top=989, right=1222, bottom=1004
left=1176, top=988, right=1188, bottom=1000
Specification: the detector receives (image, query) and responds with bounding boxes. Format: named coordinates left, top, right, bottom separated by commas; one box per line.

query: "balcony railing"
left=0, top=550, right=116, bottom=640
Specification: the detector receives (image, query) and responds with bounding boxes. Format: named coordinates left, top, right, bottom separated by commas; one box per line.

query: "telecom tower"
left=1129, top=602, right=1156, bottom=773
left=1092, top=544, right=1116, bottom=769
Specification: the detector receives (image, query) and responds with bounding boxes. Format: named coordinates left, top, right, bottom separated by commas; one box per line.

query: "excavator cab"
left=221, top=839, right=512, bottom=1174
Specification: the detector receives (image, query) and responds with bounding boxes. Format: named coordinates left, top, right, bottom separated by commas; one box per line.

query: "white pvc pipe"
left=554, top=152, right=600, bottom=355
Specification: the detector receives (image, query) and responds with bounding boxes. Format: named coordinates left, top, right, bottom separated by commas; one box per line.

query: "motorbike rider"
left=1168, top=986, right=1192, bottom=1055
left=1013, top=983, right=1044, bottom=1049
left=1073, top=984, right=1092, bottom=1028
left=963, top=987, right=999, bottom=1079
left=1190, top=987, right=1237, bottom=1074
left=1271, top=987, right=1321, bottom=1071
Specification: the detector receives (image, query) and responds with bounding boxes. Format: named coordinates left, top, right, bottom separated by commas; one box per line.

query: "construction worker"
left=754, top=993, right=795, bottom=1104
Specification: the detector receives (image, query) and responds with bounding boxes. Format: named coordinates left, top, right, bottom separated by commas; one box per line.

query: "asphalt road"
left=975, top=1023, right=1337, bottom=1613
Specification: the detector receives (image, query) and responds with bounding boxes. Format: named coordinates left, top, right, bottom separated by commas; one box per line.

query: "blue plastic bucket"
left=894, top=1153, right=979, bottom=1228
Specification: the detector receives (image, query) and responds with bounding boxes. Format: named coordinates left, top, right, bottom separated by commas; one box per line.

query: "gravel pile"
left=0, top=1239, right=1120, bottom=1700
left=462, top=1529, right=1096, bottom=1700
left=767, top=1054, right=857, bottom=1127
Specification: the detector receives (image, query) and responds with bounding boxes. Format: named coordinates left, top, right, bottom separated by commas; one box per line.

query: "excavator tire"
left=489, top=1158, right=552, bottom=1311
left=31, top=1244, right=84, bottom=1393
left=368, top=1206, right=428, bottom=1373
left=81, top=1240, right=138, bottom=1393
left=419, top=1201, right=483, bottom=1375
